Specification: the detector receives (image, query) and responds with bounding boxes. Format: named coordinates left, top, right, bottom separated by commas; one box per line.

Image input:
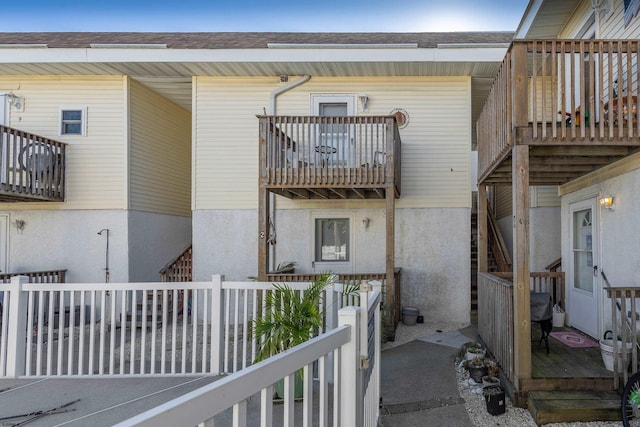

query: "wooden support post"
left=512, top=145, right=531, bottom=387
left=385, top=187, right=397, bottom=333
left=478, top=184, right=488, bottom=273
left=258, top=187, right=270, bottom=281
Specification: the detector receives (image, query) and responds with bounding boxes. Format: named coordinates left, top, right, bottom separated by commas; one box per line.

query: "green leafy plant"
left=253, top=273, right=334, bottom=363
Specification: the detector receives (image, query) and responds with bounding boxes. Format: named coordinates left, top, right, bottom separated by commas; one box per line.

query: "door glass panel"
left=315, top=218, right=349, bottom=262
left=573, top=208, right=593, bottom=293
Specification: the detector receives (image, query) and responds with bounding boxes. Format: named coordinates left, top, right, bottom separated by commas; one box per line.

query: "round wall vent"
left=390, top=108, right=409, bottom=128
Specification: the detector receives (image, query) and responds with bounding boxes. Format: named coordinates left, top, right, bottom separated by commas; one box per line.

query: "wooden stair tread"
left=528, top=390, right=621, bottom=424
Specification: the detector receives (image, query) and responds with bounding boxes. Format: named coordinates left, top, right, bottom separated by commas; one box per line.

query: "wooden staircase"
left=470, top=205, right=510, bottom=311
left=528, top=390, right=621, bottom=424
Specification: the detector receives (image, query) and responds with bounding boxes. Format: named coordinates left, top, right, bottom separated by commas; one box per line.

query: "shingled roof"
left=0, top=32, right=513, bottom=49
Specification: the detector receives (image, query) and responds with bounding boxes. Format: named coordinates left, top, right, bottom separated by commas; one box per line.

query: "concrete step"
left=527, top=390, right=621, bottom=425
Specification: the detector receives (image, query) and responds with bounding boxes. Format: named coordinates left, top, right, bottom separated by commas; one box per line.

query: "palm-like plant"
left=253, top=273, right=334, bottom=363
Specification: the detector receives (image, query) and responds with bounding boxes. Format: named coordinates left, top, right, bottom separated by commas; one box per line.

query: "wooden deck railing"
left=0, top=269, right=66, bottom=284
left=604, top=287, right=640, bottom=389
left=478, top=40, right=640, bottom=181
left=478, top=272, right=514, bottom=381
left=258, top=116, right=401, bottom=194
left=478, top=270, right=566, bottom=382
left=159, top=244, right=192, bottom=282
left=0, top=125, right=67, bottom=202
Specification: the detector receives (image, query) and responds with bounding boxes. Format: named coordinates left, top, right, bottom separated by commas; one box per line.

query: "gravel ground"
left=384, top=321, right=624, bottom=427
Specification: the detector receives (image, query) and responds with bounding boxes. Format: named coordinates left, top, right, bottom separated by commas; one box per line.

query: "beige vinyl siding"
left=559, top=1, right=593, bottom=38
left=529, top=76, right=557, bottom=122
left=128, top=79, right=191, bottom=217
left=494, top=185, right=559, bottom=219
left=0, top=76, right=126, bottom=210
left=494, top=186, right=512, bottom=219
left=599, top=0, right=640, bottom=39
left=194, top=76, right=471, bottom=210
left=533, top=186, right=560, bottom=207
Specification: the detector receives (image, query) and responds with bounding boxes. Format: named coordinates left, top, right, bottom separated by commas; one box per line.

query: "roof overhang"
left=0, top=44, right=510, bottom=113
left=515, top=0, right=583, bottom=39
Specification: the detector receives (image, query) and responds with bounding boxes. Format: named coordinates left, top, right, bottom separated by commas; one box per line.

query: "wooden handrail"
left=159, top=244, right=192, bottom=282
left=487, top=202, right=512, bottom=271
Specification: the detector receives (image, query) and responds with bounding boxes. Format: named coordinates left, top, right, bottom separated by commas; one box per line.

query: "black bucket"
left=484, top=385, right=506, bottom=416
left=468, top=366, right=488, bottom=383
left=401, top=306, right=419, bottom=326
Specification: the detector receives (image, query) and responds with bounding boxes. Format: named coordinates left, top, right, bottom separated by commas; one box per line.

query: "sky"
left=4, top=0, right=530, bottom=33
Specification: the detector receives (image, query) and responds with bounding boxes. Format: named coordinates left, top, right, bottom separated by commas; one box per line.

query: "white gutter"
left=270, top=74, right=311, bottom=115
left=268, top=74, right=311, bottom=272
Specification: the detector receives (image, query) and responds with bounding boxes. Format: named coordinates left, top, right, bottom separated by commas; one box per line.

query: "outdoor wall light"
left=599, top=195, right=614, bottom=210
left=361, top=217, right=370, bottom=230
left=6, top=92, right=24, bottom=110
left=359, top=93, right=369, bottom=112
left=15, top=219, right=25, bottom=233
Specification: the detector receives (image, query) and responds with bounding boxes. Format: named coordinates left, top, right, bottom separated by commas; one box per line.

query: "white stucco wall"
left=496, top=207, right=560, bottom=272
left=193, top=207, right=471, bottom=324
left=2, top=210, right=129, bottom=283
left=530, top=207, right=561, bottom=272
left=128, top=211, right=192, bottom=282
left=560, top=167, right=640, bottom=336
left=0, top=209, right=191, bottom=283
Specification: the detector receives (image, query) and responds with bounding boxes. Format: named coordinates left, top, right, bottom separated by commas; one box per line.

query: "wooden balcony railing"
left=0, top=125, right=67, bottom=202
left=478, top=40, right=640, bottom=183
left=258, top=116, right=401, bottom=199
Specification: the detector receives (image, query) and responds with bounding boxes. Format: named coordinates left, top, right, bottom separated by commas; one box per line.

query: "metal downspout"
left=268, top=75, right=311, bottom=272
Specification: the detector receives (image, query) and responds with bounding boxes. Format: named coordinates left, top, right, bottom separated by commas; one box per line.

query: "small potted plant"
left=466, top=357, right=488, bottom=383
left=482, top=359, right=501, bottom=387
left=465, top=343, right=486, bottom=361
left=483, top=385, right=506, bottom=416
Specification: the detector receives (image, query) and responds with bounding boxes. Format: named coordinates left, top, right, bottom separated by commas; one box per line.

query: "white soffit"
left=0, top=46, right=508, bottom=65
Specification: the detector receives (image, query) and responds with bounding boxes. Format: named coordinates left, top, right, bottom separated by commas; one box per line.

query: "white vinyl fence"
left=115, top=282, right=382, bottom=427
left=0, top=275, right=363, bottom=378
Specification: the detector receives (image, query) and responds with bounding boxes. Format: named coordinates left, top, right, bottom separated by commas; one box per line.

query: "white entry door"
left=569, top=198, right=599, bottom=338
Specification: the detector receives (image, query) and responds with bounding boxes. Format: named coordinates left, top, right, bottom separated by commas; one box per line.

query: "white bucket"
left=552, top=312, right=565, bottom=328
left=599, top=339, right=633, bottom=371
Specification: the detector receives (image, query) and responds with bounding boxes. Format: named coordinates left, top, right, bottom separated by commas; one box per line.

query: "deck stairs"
left=470, top=210, right=503, bottom=311
left=527, top=390, right=621, bottom=425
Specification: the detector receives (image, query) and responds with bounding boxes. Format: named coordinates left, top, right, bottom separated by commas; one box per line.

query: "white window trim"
left=310, top=94, right=356, bottom=115
left=310, top=211, right=356, bottom=273
left=59, top=106, right=87, bottom=136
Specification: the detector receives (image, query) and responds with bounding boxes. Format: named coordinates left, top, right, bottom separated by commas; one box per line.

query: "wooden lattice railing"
left=159, top=244, right=192, bottom=282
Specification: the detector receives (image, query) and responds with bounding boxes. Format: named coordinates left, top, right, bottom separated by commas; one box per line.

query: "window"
left=60, top=108, right=86, bottom=136
left=315, top=218, right=350, bottom=262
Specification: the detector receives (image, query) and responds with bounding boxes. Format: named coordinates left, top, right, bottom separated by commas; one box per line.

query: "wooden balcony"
left=478, top=40, right=640, bottom=185
left=0, top=125, right=67, bottom=202
left=258, top=116, right=401, bottom=199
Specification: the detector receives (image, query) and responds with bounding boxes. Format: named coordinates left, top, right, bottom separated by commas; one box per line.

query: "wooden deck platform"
left=524, top=327, right=614, bottom=392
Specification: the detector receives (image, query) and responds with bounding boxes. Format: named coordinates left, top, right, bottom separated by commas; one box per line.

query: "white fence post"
left=211, top=275, right=225, bottom=375
left=339, top=306, right=362, bottom=427
left=6, top=276, right=29, bottom=378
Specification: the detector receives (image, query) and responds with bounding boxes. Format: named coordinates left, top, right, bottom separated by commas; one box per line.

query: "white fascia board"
left=515, top=0, right=543, bottom=39
left=0, top=46, right=507, bottom=64
left=434, top=47, right=508, bottom=62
